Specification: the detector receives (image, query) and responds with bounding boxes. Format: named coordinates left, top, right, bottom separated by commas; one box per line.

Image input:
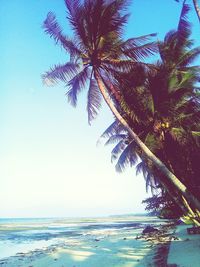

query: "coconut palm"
left=99, top=1, right=200, bottom=220
left=99, top=121, right=195, bottom=219
left=43, top=0, right=157, bottom=123
left=43, top=0, right=200, bottom=213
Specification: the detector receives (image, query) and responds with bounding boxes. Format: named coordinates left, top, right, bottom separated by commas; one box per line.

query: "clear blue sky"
left=0, top=0, right=199, bottom=218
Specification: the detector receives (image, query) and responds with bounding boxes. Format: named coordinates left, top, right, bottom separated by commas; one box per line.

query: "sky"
left=0, top=0, right=200, bottom=218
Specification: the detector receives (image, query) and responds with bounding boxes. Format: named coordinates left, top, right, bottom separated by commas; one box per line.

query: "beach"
left=0, top=216, right=199, bottom=267
left=0, top=215, right=168, bottom=267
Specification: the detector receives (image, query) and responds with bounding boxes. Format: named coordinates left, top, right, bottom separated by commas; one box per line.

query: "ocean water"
left=0, top=215, right=164, bottom=260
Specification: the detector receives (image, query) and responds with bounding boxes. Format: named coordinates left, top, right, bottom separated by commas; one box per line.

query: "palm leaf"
left=191, top=131, right=200, bottom=137
left=170, top=127, right=187, bottom=144
left=99, top=0, right=130, bottom=36
left=191, top=131, right=200, bottom=146
left=122, top=42, right=158, bottom=61
left=67, top=67, right=91, bottom=106
left=64, top=0, right=81, bottom=15
left=87, top=78, right=102, bottom=124
left=177, top=1, right=191, bottom=48
left=43, top=12, right=81, bottom=56
left=111, top=140, right=126, bottom=163
left=103, top=59, right=138, bottom=72
left=97, top=120, right=126, bottom=145
left=65, top=0, right=89, bottom=50
left=122, top=33, right=157, bottom=47
left=144, top=133, right=161, bottom=152
left=43, top=62, right=80, bottom=85
left=136, top=161, right=148, bottom=177
left=105, top=134, right=127, bottom=146
left=115, top=140, right=138, bottom=172
left=179, top=47, right=200, bottom=67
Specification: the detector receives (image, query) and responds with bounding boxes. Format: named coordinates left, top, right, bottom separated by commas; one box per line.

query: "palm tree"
left=43, top=0, right=200, bottom=212
left=99, top=2, right=200, bottom=221
left=99, top=121, right=198, bottom=222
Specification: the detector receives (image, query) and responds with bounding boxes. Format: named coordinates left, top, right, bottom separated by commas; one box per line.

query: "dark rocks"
left=142, top=225, right=159, bottom=234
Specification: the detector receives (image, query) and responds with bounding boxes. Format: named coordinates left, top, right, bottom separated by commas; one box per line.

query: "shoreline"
left=136, top=221, right=176, bottom=267
left=0, top=216, right=168, bottom=267
left=0, top=217, right=171, bottom=267
left=148, top=222, right=200, bottom=267
left=167, top=224, right=200, bottom=267
left=2, top=217, right=199, bottom=267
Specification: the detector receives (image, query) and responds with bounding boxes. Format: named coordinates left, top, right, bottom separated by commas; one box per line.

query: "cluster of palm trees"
left=43, top=0, right=200, bottom=224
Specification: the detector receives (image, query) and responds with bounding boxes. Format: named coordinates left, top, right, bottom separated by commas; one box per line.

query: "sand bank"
left=0, top=225, right=158, bottom=267
left=2, top=216, right=190, bottom=267
left=167, top=224, right=200, bottom=267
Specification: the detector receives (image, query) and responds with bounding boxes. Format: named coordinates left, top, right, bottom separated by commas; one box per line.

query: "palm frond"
left=170, top=127, right=187, bottom=144
left=177, top=1, right=191, bottom=47
left=179, top=47, right=200, bottom=67
left=111, top=140, right=126, bottom=163
left=65, top=0, right=89, bottom=50
left=42, top=62, right=80, bottom=85
left=163, top=30, right=177, bottom=45
left=103, top=59, right=137, bottom=72
left=144, top=133, right=161, bottom=152
left=105, top=134, right=127, bottom=146
left=136, top=161, right=157, bottom=193
left=87, top=78, right=102, bottom=124
left=191, top=131, right=200, bottom=146
left=123, top=33, right=157, bottom=47
left=43, top=12, right=81, bottom=56
left=106, top=0, right=131, bottom=12
left=64, top=0, right=81, bottom=15
left=98, top=120, right=126, bottom=142
left=145, top=173, right=156, bottom=193
left=136, top=161, right=148, bottom=177
left=115, top=140, right=138, bottom=172
left=67, top=67, right=91, bottom=106
left=122, top=42, right=158, bottom=61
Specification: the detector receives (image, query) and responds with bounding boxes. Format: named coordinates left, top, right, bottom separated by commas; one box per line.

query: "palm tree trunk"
left=193, top=0, right=200, bottom=22
left=162, top=181, right=200, bottom=225
left=94, top=70, right=200, bottom=213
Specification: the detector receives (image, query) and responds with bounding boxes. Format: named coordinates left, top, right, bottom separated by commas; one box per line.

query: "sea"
left=0, top=215, right=165, bottom=260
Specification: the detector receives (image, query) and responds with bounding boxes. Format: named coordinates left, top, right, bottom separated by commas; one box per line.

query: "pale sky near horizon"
left=0, top=0, right=200, bottom=218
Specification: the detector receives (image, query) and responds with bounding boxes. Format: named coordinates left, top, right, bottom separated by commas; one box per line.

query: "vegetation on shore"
left=43, top=0, right=200, bottom=224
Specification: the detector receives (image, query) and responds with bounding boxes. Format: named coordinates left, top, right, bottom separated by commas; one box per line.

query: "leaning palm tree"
left=43, top=0, right=200, bottom=212
left=99, top=120, right=199, bottom=223
left=99, top=1, right=200, bottom=221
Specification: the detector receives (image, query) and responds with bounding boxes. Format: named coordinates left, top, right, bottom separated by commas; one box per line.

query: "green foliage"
left=101, top=1, right=200, bottom=216
left=142, top=194, right=183, bottom=219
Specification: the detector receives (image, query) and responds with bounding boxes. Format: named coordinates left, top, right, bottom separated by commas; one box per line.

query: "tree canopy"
left=43, top=0, right=200, bottom=224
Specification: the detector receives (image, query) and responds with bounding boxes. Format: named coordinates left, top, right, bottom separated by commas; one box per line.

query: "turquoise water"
left=0, top=215, right=162, bottom=260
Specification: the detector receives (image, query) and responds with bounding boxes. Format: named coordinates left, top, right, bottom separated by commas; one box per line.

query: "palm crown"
left=100, top=2, right=200, bottom=197
left=43, top=0, right=157, bottom=123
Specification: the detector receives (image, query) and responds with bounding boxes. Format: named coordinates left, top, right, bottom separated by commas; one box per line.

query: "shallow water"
left=0, top=215, right=164, bottom=260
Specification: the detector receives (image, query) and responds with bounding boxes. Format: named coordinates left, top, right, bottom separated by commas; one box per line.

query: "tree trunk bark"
left=94, top=70, right=200, bottom=213
left=193, top=0, right=200, bottom=22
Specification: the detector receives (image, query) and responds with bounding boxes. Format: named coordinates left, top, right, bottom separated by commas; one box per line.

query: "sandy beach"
left=0, top=217, right=199, bottom=267
left=0, top=216, right=167, bottom=267
left=167, top=224, right=200, bottom=267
